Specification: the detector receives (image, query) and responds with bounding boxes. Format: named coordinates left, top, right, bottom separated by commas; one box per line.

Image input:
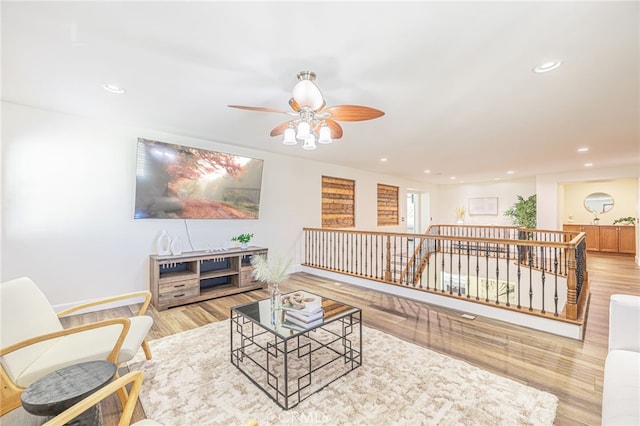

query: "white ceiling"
left=2, top=1, right=639, bottom=185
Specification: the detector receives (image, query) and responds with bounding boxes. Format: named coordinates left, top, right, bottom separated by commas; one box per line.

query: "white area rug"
left=128, top=320, right=557, bottom=425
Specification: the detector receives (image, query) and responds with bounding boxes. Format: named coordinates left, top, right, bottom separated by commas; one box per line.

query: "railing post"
left=384, top=235, right=392, bottom=281
left=565, top=247, right=578, bottom=320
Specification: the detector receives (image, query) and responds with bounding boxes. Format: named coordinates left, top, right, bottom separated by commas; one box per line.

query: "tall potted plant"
left=504, top=195, right=537, bottom=229
left=504, top=194, right=537, bottom=263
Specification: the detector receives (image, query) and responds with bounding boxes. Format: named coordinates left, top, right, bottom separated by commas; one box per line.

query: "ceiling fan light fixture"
left=302, top=134, right=317, bottom=150
left=229, top=71, right=384, bottom=151
left=318, top=124, right=332, bottom=144
left=282, top=126, right=297, bottom=145
left=292, top=79, right=323, bottom=110
left=296, top=121, right=311, bottom=139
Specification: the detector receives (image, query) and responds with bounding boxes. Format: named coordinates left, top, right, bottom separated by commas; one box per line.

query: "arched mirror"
left=584, top=192, right=614, bottom=214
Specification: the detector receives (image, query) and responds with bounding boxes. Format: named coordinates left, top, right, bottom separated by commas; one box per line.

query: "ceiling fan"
left=228, top=71, right=385, bottom=150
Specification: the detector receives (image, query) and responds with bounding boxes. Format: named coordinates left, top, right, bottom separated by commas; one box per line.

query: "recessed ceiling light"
left=577, top=147, right=589, bottom=153
left=379, top=157, right=388, bottom=162
left=450, top=176, right=456, bottom=180
left=584, top=162, right=593, bottom=167
left=424, top=169, right=431, bottom=174
left=494, top=177, right=502, bottom=181
left=533, top=61, right=562, bottom=73
left=506, top=170, right=515, bottom=175
left=102, top=83, right=126, bottom=94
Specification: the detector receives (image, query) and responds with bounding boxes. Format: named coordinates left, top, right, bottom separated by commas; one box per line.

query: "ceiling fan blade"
left=323, top=105, right=385, bottom=121
left=326, top=119, right=343, bottom=139
left=228, top=105, right=290, bottom=114
left=270, top=121, right=291, bottom=137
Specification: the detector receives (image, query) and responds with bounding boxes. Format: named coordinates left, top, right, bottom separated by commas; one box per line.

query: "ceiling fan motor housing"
left=292, top=71, right=323, bottom=110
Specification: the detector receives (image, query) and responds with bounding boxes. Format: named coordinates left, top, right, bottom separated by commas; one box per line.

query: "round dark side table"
left=21, top=360, right=117, bottom=426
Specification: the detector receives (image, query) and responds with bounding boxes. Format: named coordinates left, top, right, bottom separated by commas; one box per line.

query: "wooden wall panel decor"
left=377, top=183, right=399, bottom=226
left=322, top=176, right=355, bottom=228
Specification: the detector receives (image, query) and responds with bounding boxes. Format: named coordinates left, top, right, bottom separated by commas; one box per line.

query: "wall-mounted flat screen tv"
left=134, top=138, right=264, bottom=219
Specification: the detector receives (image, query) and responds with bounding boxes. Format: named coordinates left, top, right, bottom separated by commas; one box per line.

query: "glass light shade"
left=302, top=135, right=317, bottom=150
left=296, top=121, right=311, bottom=139
left=292, top=80, right=323, bottom=110
left=282, top=127, right=297, bottom=145
left=318, top=125, right=332, bottom=144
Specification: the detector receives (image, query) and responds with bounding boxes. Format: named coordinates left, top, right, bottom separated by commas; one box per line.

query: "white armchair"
left=601, top=294, right=640, bottom=425
left=0, top=277, right=154, bottom=415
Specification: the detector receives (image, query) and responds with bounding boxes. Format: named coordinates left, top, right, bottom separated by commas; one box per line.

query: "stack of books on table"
left=282, top=296, right=324, bottom=329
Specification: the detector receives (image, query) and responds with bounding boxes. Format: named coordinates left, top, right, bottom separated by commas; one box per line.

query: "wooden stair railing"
left=302, top=226, right=588, bottom=323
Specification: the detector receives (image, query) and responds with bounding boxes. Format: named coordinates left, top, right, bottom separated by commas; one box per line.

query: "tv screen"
left=134, top=138, right=264, bottom=219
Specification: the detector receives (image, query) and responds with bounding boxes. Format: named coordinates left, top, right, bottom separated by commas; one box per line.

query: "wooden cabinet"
left=598, top=226, right=636, bottom=254
left=563, top=224, right=600, bottom=251
left=599, top=226, right=619, bottom=253
left=618, top=226, right=636, bottom=254
left=149, top=247, right=268, bottom=310
left=563, top=224, right=635, bottom=255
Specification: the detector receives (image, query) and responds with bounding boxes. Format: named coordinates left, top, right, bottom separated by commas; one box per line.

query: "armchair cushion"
left=602, top=294, right=640, bottom=426
left=0, top=277, right=63, bottom=381
left=1, top=277, right=153, bottom=387
left=119, top=315, right=153, bottom=363
left=15, top=324, right=128, bottom=388
left=608, top=294, right=640, bottom=352
left=602, top=350, right=640, bottom=425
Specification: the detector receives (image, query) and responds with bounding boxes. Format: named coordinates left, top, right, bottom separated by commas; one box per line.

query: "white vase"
left=171, top=237, right=183, bottom=255
left=157, top=230, right=171, bottom=255
left=241, top=242, right=248, bottom=250
left=270, top=282, right=282, bottom=325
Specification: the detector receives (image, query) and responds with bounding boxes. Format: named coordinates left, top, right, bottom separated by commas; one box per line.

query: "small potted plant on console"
left=231, top=233, right=254, bottom=250
left=613, top=217, right=637, bottom=226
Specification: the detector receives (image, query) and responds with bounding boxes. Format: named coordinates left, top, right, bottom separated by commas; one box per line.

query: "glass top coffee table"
left=230, top=290, right=362, bottom=410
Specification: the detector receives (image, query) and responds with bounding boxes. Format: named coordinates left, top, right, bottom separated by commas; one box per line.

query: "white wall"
left=434, top=178, right=536, bottom=226
left=537, top=167, right=639, bottom=230
left=1, top=102, right=427, bottom=306
left=3, top=103, right=638, bottom=306
left=434, top=171, right=639, bottom=232
left=562, top=178, right=638, bottom=225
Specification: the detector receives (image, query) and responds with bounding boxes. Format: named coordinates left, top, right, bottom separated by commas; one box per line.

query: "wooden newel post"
left=384, top=235, right=392, bottom=281
left=565, top=247, right=578, bottom=320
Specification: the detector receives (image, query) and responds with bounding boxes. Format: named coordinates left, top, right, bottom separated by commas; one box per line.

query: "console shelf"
left=149, top=246, right=268, bottom=310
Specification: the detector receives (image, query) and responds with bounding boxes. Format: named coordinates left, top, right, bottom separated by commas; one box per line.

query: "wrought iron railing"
left=303, top=225, right=588, bottom=322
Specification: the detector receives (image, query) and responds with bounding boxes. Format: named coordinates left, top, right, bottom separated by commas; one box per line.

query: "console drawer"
left=159, top=278, right=199, bottom=295
left=159, top=286, right=199, bottom=304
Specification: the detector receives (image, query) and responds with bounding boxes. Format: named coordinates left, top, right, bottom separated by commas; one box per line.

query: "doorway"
left=407, top=191, right=431, bottom=234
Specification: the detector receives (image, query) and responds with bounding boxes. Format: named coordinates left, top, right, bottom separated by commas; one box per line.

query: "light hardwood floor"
left=8, top=253, right=640, bottom=425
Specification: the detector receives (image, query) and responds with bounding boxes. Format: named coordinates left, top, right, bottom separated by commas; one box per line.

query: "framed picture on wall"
left=468, top=197, right=499, bottom=215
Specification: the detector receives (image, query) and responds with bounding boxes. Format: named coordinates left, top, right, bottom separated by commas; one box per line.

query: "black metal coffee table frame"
left=230, top=291, right=362, bottom=410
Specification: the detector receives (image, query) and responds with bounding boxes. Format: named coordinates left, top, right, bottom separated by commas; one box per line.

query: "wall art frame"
left=468, top=197, right=499, bottom=216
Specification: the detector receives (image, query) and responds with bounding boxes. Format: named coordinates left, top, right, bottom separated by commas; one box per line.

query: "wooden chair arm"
left=57, top=291, right=152, bottom=317
left=0, top=318, right=130, bottom=364
left=42, top=370, right=144, bottom=426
